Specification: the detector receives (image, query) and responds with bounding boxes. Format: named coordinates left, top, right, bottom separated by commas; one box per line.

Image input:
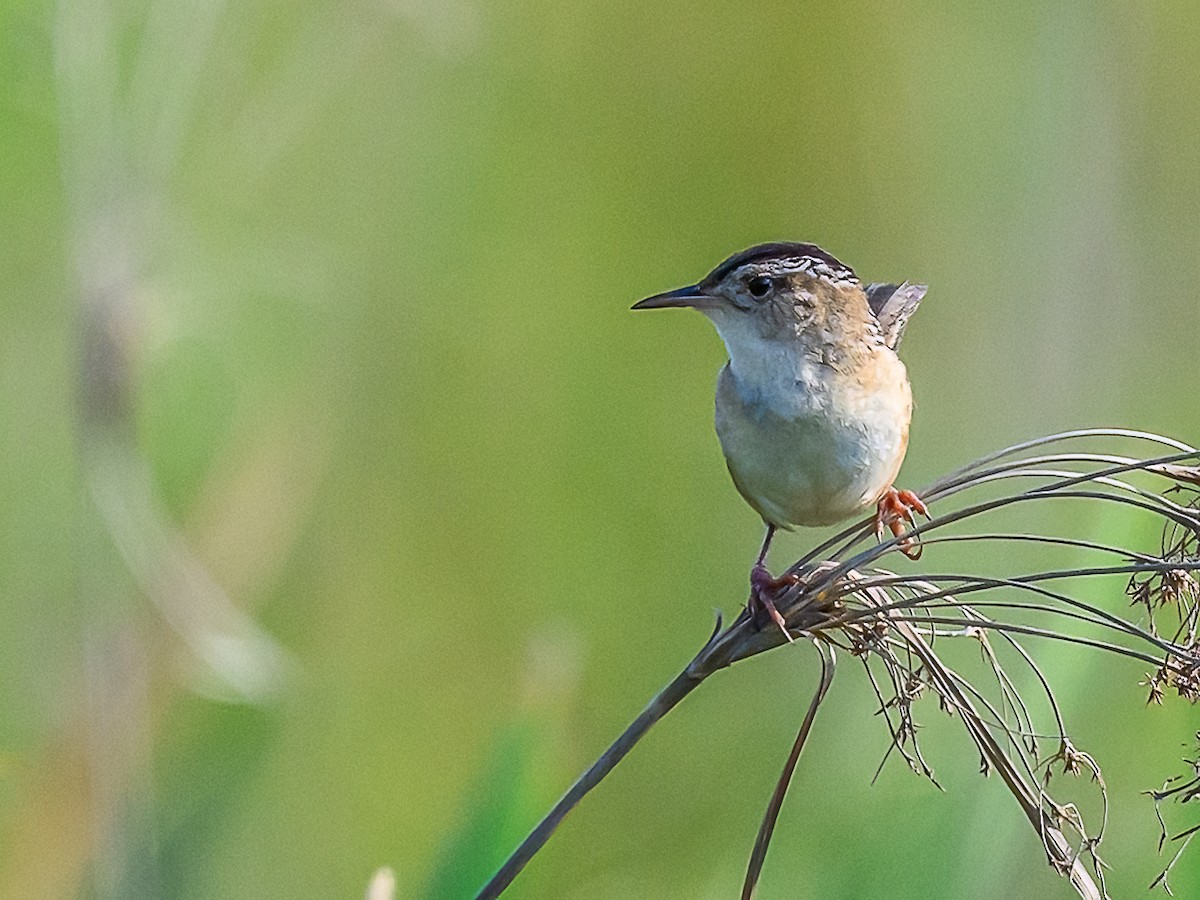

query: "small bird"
left=633, top=242, right=927, bottom=634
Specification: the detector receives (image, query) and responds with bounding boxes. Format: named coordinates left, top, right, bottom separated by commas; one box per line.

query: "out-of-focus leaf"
left=423, top=722, right=541, bottom=900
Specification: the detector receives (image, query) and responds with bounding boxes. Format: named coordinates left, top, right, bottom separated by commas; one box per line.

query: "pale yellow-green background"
left=3, top=1, right=1199, bottom=897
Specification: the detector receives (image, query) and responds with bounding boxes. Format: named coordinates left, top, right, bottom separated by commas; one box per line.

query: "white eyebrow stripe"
left=738, top=256, right=859, bottom=286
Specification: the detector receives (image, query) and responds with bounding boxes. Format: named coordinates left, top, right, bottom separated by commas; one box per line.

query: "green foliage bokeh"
left=2, top=1, right=1199, bottom=897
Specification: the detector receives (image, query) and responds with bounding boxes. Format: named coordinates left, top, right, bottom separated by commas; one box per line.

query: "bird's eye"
left=747, top=276, right=772, bottom=298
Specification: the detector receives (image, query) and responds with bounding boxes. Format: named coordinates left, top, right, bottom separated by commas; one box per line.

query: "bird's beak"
left=631, top=284, right=714, bottom=310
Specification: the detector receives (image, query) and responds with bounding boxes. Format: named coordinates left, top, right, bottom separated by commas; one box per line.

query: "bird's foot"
left=875, top=487, right=930, bottom=560
left=749, top=564, right=798, bottom=641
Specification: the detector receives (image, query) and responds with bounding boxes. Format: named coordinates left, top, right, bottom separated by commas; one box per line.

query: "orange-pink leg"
left=748, top=524, right=797, bottom=640
left=874, top=487, right=930, bottom=560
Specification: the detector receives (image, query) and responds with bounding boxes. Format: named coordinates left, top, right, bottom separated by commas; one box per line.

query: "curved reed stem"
left=476, top=431, right=1200, bottom=899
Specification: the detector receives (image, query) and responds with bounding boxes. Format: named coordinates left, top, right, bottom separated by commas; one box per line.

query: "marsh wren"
left=633, top=242, right=927, bottom=634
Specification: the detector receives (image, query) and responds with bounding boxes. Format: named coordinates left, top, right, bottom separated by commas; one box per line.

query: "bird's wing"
left=865, top=282, right=927, bottom=351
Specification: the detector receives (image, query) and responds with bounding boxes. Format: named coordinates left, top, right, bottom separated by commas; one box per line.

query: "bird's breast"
left=714, top=352, right=911, bottom=528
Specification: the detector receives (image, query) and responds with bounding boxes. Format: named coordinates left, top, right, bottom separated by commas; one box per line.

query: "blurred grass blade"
left=426, top=722, right=542, bottom=900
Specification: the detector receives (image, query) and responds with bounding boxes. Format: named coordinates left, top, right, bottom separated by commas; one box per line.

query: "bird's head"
left=632, top=242, right=867, bottom=346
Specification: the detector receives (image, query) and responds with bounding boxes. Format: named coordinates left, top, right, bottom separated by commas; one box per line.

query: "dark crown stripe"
left=704, top=242, right=856, bottom=285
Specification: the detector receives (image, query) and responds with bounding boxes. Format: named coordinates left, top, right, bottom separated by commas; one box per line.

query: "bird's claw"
left=875, top=487, right=929, bottom=560
left=749, top=564, right=798, bottom=641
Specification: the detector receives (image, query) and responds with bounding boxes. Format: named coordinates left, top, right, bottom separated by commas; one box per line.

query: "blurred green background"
left=3, top=0, right=1200, bottom=897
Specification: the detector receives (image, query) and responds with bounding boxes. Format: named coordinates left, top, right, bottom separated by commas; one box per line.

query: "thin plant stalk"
left=475, top=431, right=1200, bottom=899
left=741, top=641, right=835, bottom=900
